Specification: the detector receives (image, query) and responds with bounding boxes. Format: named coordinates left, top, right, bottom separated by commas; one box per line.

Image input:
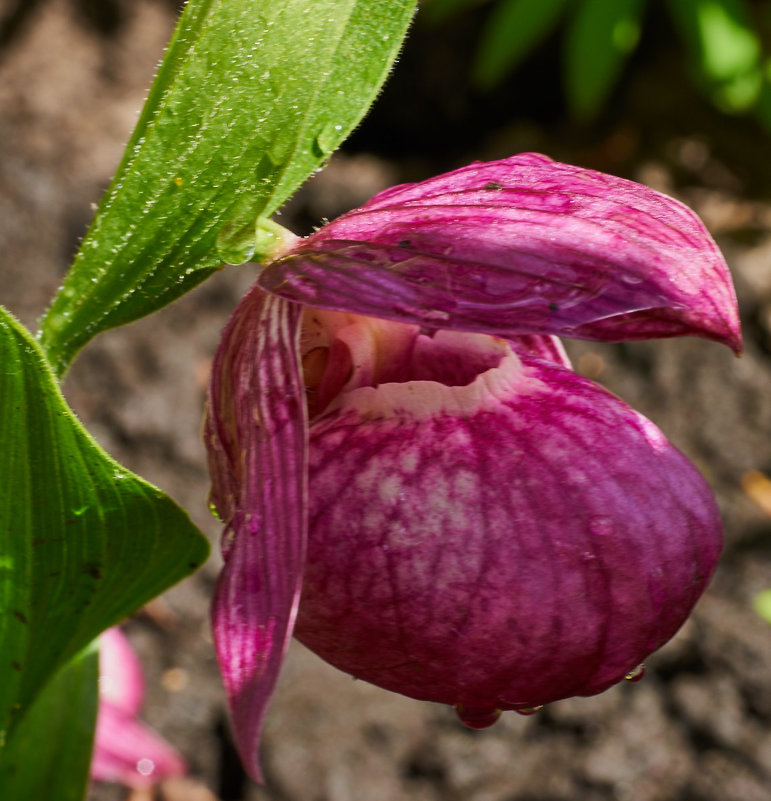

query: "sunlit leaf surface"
left=0, top=307, right=209, bottom=740
left=39, top=0, right=416, bottom=376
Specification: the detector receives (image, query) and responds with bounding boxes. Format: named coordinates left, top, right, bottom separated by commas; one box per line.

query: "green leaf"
left=0, top=307, right=209, bottom=740
left=474, top=0, right=569, bottom=89
left=564, top=0, right=644, bottom=121
left=0, top=644, right=98, bottom=801
left=754, top=587, right=771, bottom=625
left=665, top=0, right=762, bottom=112
left=39, top=0, right=417, bottom=377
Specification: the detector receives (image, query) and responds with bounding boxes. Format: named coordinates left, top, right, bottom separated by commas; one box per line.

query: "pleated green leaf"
left=0, top=307, right=209, bottom=740
left=38, top=0, right=417, bottom=377
left=564, top=0, right=644, bottom=120
left=0, top=644, right=98, bottom=801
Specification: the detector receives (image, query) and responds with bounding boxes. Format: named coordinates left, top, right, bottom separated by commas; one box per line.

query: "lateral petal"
left=259, top=154, right=740, bottom=352
left=204, top=286, right=307, bottom=783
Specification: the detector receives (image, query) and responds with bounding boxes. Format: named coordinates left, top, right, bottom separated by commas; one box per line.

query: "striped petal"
left=259, top=153, right=741, bottom=352
left=204, top=286, right=307, bottom=782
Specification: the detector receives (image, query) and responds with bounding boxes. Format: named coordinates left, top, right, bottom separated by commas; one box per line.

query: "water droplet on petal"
left=515, top=705, right=543, bottom=716
left=455, top=703, right=501, bottom=729
left=625, top=663, right=646, bottom=682
left=136, top=758, right=155, bottom=776
left=221, top=525, right=236, bottom=559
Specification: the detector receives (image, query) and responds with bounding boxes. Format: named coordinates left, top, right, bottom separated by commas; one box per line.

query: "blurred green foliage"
left=754, top=587, right=771, bottom=623
left=424, top=0, right=771, bottom=126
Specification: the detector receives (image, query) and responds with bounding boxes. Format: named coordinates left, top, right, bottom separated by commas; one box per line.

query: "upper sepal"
left=259, top=153, right=741, bottom=353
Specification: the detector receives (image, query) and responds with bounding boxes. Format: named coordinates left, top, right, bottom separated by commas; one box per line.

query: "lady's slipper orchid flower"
left=204, top=153, right=741, bottom=781
left=91, top=627, right=186, bottom=788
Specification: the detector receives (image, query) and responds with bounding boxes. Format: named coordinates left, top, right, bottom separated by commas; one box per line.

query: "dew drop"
left=267, top=138, right=290, bottom=167
left=515, top=705, right=543, bottom=716
left=314, top=122, right=343, bottom=158
left=221, top=525, right=236, bottom=559
left=136, top=758, right=155, bottom=776
left=454, top=703, right=501, bottom=729
left=216, top=219, right=257, bottom=266
left=625, top=663, right=646, bottom=682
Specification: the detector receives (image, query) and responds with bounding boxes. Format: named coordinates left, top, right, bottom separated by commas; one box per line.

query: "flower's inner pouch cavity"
left=301, top=309, right=509, bottom=418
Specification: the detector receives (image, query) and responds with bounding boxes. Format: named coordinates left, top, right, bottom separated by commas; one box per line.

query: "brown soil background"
left=3, top=2, right=771, bottom=800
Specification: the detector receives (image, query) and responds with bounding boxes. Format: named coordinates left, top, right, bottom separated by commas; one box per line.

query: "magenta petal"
left=294, top=354, right=722, bottom=710
left=98, top=627, right=144, bottom=717
left=91, top=705, right=186, bottom=788
left=205, top=286, right=307, bottom=783
left=259, top=153, right=741, bottom=352
left=92, top=628, right=186, bottom=788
